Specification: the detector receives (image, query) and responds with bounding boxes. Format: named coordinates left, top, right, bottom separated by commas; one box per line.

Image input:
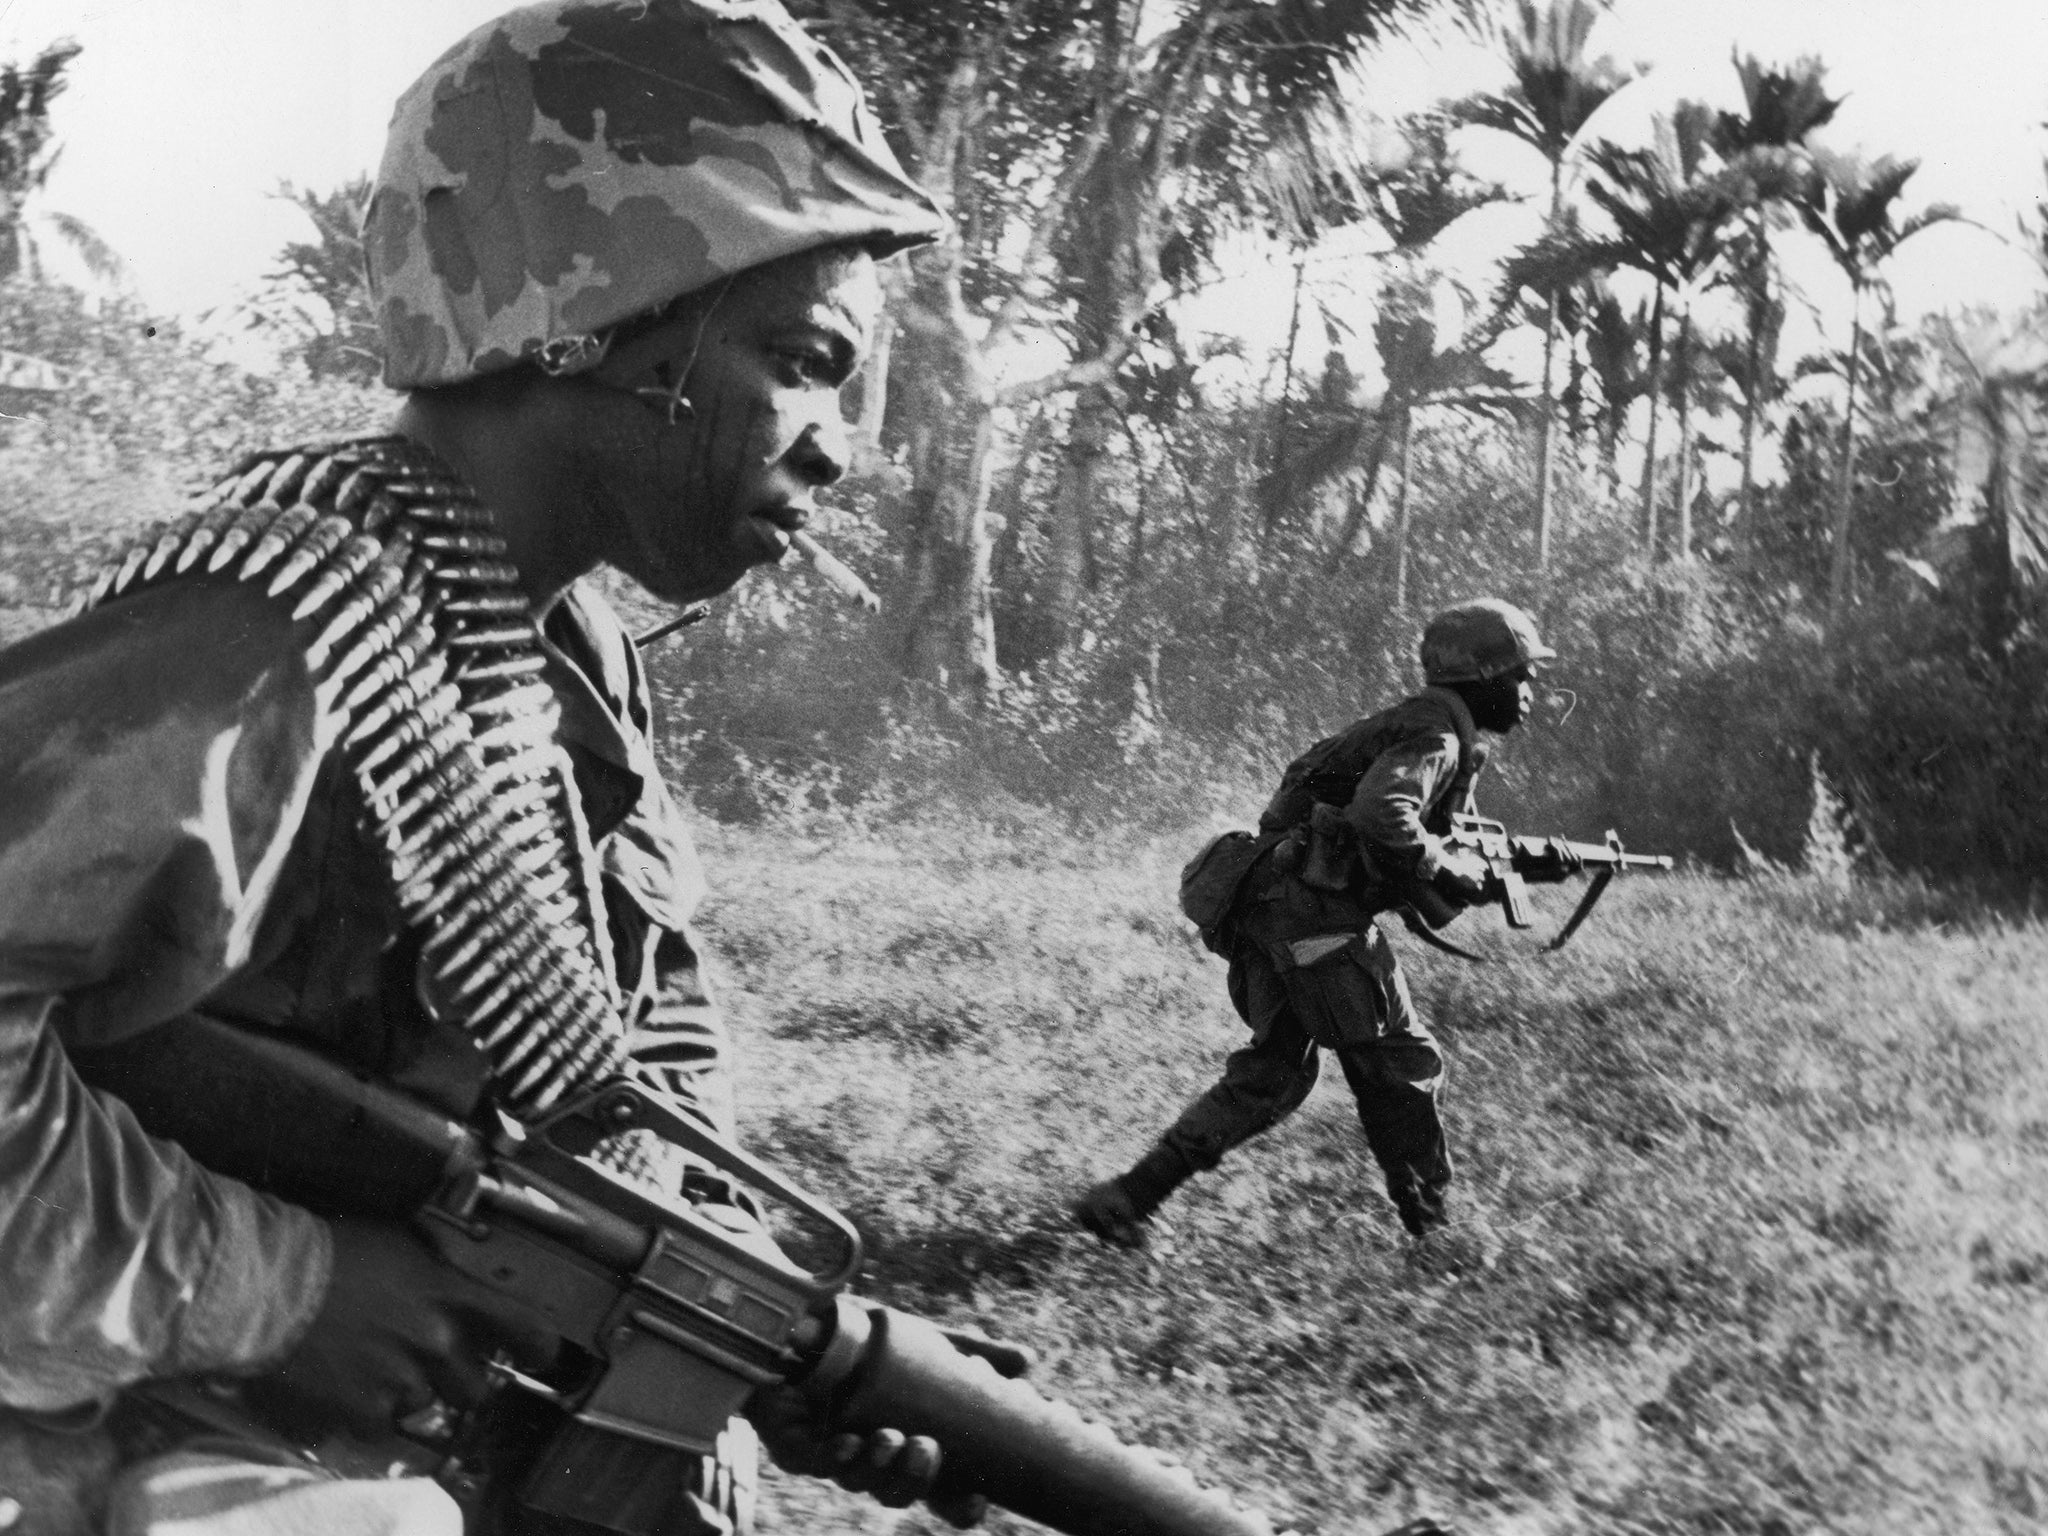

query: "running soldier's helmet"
left=365, top=0, right=945, bottom=389
left=1419, top=598, right=1556, bottom=683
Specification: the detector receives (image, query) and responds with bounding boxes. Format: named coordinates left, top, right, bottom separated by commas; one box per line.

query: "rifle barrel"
left=810, top=1302, right=1275, bottom=1536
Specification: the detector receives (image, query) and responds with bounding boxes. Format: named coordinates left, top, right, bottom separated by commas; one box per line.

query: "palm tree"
left=1455, top=0, right=1639, bottom=567
left=1259, top=113, right=1508, bottom=538
left=1795, top=150, right=1958, bottom=618
left=1924, top=312, right=2048, bottom=643
left=1310, top=282, right=1520, bottom=584
left=1711, top=54, right=1841, bottom=541
left=1580, top=282, right=1652, bottom=494
left=1580, top=103, right=1744, bottom=558
left=0, top=40, right=120, bottom=286
left=803, top=0, right=1462, bottom=695
left=244, top=179, right=382, bottom=384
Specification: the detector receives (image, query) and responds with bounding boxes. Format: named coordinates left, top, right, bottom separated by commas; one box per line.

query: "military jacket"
left=0, top=448, right=725, bottom=1417
left=1240, top=687, right=1484, bottom=941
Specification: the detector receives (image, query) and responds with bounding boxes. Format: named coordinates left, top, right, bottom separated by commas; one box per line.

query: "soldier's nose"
left=793, top=415, right=850, bottom=488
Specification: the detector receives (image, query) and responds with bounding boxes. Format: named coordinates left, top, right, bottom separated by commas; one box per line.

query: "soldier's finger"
left=831, top=1428, right=905, bottom=1493
left=930, top=1491, right=990, bottom=1530
left=873, top=1435, right=941, bottom=1507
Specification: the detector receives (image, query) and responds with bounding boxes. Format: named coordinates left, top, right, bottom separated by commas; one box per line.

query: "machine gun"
left=76, top=1016, right=1276, bottom=1536
left=1402, top=812, right=1674, bottom=953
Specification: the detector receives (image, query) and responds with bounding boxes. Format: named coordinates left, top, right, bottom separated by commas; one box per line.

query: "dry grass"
left=693, top=819, right=2048, bottom=1536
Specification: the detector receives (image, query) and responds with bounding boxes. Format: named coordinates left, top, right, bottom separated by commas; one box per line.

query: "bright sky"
left=4, top=0, right=2045, bottom=357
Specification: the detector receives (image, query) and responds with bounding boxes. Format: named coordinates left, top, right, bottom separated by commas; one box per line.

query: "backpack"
left=1177, top=829, right=1267, bottom=949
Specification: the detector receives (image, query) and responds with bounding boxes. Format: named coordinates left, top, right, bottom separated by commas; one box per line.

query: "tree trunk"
left=1534, top=294, right=1560, bottom=568
left=901, top=400, right=1002, bottom=699
left=1673, top=307, right=1695, bottom=562
left=1391, top=404, right=1416, bottom=611
left=1826, top=282, right=1865, bottom=620
left=1126, top=444, right=1149, bottom=587
left=1735, top=367, right=1758, bottom=553
left=1323, top=408, right=1397, bottom=571
left=1534, top=160, right=1565, bottom=569
left=1980, top=394, right=2015, bottom=649
left=1263, top=253, right=1308, bottom=537
left=989, top=406, right=1051, bottom=597
left=856, top=300, right=898, bottom=466
left=1734, top=224, right=1767, bottom=550
left=1035, top=383, right=1117, bottom=663
left=1734, top=215, right=1770, bottom=547
left=1639, top=282, right=1668, bottom=555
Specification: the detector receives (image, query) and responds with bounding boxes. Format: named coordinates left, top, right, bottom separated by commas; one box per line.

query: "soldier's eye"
left=772, top=333, right=852, bottom=389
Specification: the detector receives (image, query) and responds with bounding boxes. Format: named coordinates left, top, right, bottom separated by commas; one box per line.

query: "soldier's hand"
left=1432, top=847, right=1491, bottom=903
left=748, top=1386, right=988, bottom=1528
left=249, top=1215, right=558, bottom=1441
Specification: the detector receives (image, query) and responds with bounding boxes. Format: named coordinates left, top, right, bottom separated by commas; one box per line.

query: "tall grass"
left=698, top=817, right=2048, bottom=1536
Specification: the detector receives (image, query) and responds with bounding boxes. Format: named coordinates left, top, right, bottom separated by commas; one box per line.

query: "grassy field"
left=691, top=817, right=2048, bottom=1536
left=6, top=539, right=2042, bottom=1533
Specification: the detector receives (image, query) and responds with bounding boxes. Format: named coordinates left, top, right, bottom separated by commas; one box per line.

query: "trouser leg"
left=1150, top=1017, right=1321, bottom=1193
left=1076, top=946, right=1318, bottom=1245
left=1329, top=950, right=1450, bottom=1235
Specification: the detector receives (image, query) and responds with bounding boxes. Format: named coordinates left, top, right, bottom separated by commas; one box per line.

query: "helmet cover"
left=366, top=0, right=945, bottom=388
left=1420, top=598, right=1557, bottom=684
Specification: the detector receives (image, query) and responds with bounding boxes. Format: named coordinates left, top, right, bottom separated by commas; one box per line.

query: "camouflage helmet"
left=1420, top=599, right=1556, bottom=684
left=365, top=0, right=946, bottom=389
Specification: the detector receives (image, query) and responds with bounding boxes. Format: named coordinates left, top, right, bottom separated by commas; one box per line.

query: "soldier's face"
left=1463, top=665, right=1537, bottom=733
left=580, top=246, right=881, bottom=603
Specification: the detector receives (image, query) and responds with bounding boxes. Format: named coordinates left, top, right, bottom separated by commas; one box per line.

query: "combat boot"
left=1071, top=1144, right=1192, bottom=1247
left=1072, top=1178, right=1155, bottom=1248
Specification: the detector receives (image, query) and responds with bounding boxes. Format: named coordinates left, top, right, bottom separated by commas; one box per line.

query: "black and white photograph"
left=0, top=2, right=2042, bottom=1533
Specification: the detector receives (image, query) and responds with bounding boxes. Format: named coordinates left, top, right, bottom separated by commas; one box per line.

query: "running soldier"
left=1072, top=600, right=1555, bottom=1249
left=0, top=3, right=973, bottom=1532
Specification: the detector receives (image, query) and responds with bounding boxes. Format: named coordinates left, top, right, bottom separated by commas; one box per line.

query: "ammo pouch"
left=1178, top=830, right=1265, bottom=948
left=1299, top=802, right=1363, bottom=893
left=1270, top=928, right=1401, bottom=1049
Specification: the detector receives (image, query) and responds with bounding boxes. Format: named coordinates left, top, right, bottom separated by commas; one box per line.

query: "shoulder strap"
left=1418, top=685, right=1484, bottom=818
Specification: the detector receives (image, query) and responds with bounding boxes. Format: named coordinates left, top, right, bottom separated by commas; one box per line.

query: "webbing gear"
left=1397, top=908, right=1490, bottom=963
left=74, top=438, right=623, bottom=1116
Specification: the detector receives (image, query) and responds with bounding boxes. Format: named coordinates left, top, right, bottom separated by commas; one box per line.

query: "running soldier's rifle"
left=76, top=1016, right=1277, bottom=1536
left=1402, top=812, right=1675, bottom=953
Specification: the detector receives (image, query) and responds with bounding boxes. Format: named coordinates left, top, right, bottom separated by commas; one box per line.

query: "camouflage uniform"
left=0, top=483, right=734, bottom=1530
left=0, top=2, right=939, bottom=1532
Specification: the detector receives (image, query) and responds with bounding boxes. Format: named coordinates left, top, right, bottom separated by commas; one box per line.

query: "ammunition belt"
left=74, top=436, right=625, bottom=1116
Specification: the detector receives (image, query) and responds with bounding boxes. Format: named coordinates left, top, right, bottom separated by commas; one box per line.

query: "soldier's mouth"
left=738, top=503, right=810, bottom=561
left=736, top=506, right=879, bottom=610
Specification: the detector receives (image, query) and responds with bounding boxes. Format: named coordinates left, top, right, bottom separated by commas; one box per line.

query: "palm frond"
left=1716, top=53, right=1841, bottom=155
left=41, top=210, right=124, bottom=281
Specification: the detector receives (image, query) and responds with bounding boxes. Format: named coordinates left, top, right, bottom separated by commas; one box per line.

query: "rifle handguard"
left=795, top=1298, right=1275, bottom=1536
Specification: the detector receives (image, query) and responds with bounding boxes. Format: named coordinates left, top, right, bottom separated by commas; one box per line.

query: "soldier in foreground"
left=1073, top=600, right=1556, bottom=1250
left=0, top=2, right=978, bottom=1531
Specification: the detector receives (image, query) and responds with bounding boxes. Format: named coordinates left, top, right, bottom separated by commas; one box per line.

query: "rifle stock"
left=74, top=1017, right=1276, bottom=1536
